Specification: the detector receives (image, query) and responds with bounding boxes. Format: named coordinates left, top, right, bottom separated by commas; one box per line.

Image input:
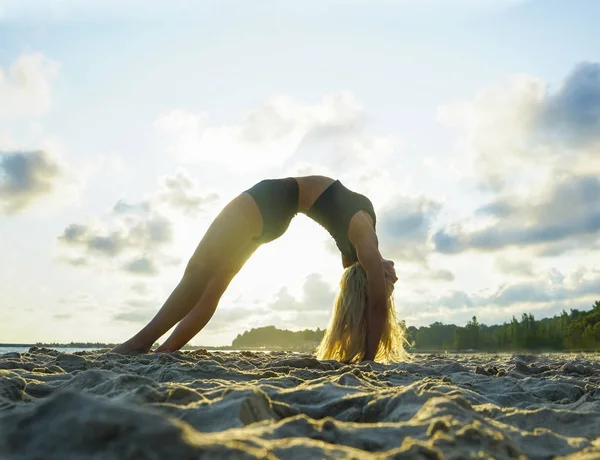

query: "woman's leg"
left=155, top=274, right=232, bottom=352
left=110, top=263, right=212, bottom=353
left=111, top=192, right=263, bottom=354
left=156, top=235, right=260, bottom=352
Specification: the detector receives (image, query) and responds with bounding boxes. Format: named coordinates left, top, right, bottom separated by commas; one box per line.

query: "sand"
left=1, top=349, right=600, bottom=459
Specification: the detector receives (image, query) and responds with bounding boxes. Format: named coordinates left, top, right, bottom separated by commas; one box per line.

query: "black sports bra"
left=307, top=180, right=376, bottom=261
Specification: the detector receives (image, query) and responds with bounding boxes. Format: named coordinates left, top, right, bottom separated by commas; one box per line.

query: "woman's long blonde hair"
left=316, top=263, right=407, bottom=364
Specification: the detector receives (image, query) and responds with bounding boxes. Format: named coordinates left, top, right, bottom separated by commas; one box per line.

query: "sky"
left=1, top=0, right=599, bottom=346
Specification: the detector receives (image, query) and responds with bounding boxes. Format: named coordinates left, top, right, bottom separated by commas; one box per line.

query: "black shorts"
left=245, top=178, right=299, bottom=243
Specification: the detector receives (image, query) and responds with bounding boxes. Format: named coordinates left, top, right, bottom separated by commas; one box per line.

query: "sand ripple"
left=2, top=349, right=600, bottom=459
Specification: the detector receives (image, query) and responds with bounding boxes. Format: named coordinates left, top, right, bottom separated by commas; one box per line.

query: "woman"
left=111, top=175, right=405, bottom=362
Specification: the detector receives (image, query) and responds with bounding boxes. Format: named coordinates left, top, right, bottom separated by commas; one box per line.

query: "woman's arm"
left=348, top=213, right=387, bottom=362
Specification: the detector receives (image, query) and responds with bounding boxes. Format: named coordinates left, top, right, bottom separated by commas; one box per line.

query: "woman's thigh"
left=186, top=193, right=262, bottom=272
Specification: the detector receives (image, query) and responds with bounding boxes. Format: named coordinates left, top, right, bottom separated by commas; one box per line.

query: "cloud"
left=56, top=294, right=96, bottom=312
left=123, top=256, right=158, bottom=276
left=438, top=75, right=546, bottom=192
left=435, top=62, right=600, bottom=257
left=59, top=213, right=173, bottom=258
left=130, top=282, right=150, bottom=295
left=264, top=274, right=337, bottom=329
left=377, top=194, right=446, bottom=274
left=155, top=92, right=399, bottom=174
left=127, top=214, right=173, bottom=247
left=113, top=309, right=156, bottom=323
left=268, top=273, right=336, bottom=312
left=64, top=256, right=88, bottom=267
left=402, top=266, right=600, bottom=326
left=58, top=169, right=219, bottom=275
left=113, top=298, right=158, bottom=323
left=434, top=174, right=600, bottom=255
left=52, top=313, right=72, bottom=320
left=339, top=190, right=455, bottom=282
left=113, top=200, right=150, bottom=214
left=60, top=223, right=88, bottom=242
left=437, top=290, right=474, bottom=309
left=429, top=269, right=455, bottom=282
left=536, top=238, right=600, bottom=258
left=204, top=304, right=283, bottom=335
left=0, top=53, right=60, bottom=119
left=87, top=232, right=128, bottom=257
left=0, top=150, right=63, bottom=214
left=152, top=170, right=219, bottom=217
left=438, top=61, right=600, bottom=193
left=113, top=169, right=218, bottom=218
left=494, top=257, right=535, bottom=277
left=537, top=62, right=600, bottom=148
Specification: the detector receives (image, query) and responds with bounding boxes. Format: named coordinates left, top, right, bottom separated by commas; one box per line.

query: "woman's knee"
left=183, top=260, right=211, bottom=278
left=177, top=263, right=213, bottom=300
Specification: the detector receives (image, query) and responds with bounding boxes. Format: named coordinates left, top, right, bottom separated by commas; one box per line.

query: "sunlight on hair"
left=316, top=264, right=409, bottom=364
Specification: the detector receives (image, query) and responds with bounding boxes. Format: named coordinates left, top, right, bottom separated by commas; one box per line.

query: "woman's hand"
left=382, top=259, right=397, bottom=285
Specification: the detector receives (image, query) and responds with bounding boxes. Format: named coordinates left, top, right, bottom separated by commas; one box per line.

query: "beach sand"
left=1, top=348, right=600, bottom=459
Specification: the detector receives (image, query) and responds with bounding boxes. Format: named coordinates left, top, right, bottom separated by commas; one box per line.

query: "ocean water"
left=0, top=347, right=104, bottom=354
left=0, top=347, right=273, bottom=355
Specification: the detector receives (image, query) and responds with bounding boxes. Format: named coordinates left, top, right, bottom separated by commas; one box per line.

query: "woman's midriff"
left=295, top=176, right=336, bottom=214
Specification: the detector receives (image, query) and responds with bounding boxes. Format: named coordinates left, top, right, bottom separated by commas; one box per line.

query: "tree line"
left=33, top=341, right=120, bottom=348
left=232, top=301, right=600, bottom=351
left=406, top=300, right=600, bottom=351
left=232, top=326, right=325, bottom=349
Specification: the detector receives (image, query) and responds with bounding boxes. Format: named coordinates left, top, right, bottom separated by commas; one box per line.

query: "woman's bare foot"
left=110, top=339, right=151, bottom=354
